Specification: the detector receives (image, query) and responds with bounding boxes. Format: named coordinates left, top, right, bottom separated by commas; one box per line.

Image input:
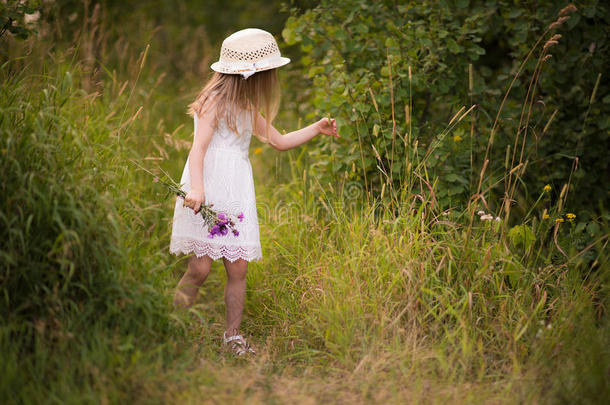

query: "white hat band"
left=212, top=56, right=289, bottom=79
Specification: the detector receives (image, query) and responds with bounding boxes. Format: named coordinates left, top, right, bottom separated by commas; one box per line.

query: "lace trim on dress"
left=170, top=237, right=262, bottom=262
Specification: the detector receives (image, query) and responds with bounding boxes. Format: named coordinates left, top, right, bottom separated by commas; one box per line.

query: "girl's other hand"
left=317, top=117, right=339, bottom=138
left=184, top=188, right=205, bottom=214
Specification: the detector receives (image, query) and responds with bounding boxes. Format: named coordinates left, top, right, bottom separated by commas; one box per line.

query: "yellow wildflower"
left=544, top=184, right=551, bottom=193
left=566, top=213, right=576, bottom=220
left=555, top=218, right=564, bottom=223
left=254, top=147, right=263, bottom=155
left=453, top=135, right=463, bottom=142
left=543, top=213, right=550, bottom=220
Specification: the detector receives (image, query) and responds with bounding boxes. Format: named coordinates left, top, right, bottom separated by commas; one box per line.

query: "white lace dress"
left=169, top=109, right=262, bottom=262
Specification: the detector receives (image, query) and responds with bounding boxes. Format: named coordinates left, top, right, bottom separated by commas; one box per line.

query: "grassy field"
left=1, top=12, right=609, bottom=405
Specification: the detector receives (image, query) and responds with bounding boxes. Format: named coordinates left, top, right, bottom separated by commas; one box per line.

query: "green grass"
left=1, top=48, right=608, bottom=404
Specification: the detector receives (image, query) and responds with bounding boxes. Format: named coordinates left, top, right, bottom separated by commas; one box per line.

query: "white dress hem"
left=169, top=236, right=263, bottom=263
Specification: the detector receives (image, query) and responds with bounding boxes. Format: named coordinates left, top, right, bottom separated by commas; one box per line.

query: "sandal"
left=223, top=332, right=256, bottom=356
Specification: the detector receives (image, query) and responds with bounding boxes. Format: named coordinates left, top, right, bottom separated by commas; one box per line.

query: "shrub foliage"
left=282, top=0, right=609, bottom=213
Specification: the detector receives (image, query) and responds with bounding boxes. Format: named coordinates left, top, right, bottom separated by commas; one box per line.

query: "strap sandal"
left=222, top=331, right=256, bottom=356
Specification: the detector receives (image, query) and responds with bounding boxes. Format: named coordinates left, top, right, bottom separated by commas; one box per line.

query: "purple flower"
left=238, top=212, right=244, bottom=222
left=220, top=226, right=229, bottom=236
left=218, top=212, right=227, bottom=221
left=210, top=225, right=220, bottom=235
left=232, top=229, right=239, bottom=236
left=207, top=234, right=214, bottom=239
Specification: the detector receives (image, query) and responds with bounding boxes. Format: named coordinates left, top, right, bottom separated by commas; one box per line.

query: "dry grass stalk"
left=387, top=50, right=397, bottom=192
left=542, top=109, right=558, bottom=134
left=118, top=80, right=129, bottom=96
left=508, top=162, right=524, bottom=175
left=448, top=106, right=466, bottom=126
left=543, top=40, right=558, bottom=51
left=485, top=7, right=575, bottom=182
left=458, top=105, right=476, bottom=123
left=543, top=34, right=562, bottom=51
left=501, top=26, right=558, bottom=222
left=368, top=87, right=379, bottom=113
left=504, top=145, right=511, bottom=169
left=140, top=44, right=150, bottom=69
left=549, top=16, right=569, bottom=30
left=590, top=73, right=601, bottom=105
left=559, top=4, right=577, bottom=17
left=483, top=29, right=550, bottom=165
left=372, top=144, right=381, bottom=161
left=463, top=156, right=489, bottom=243
left=557, top=184, right=569, bottom=212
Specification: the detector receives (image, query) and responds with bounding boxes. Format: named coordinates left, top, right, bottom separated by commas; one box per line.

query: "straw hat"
left=211, top=28, right=291, bottom=79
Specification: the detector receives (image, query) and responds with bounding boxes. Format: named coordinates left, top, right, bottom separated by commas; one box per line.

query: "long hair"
left=187, top=69, right=280, bottom=142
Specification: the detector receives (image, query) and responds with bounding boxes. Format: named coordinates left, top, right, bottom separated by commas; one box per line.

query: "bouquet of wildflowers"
left=132, top=161, right=243, bottom=239
left=172, top=186, right=243, bottom=238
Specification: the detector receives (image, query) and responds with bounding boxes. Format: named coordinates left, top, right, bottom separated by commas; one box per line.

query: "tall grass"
left=0, top=54, right=200, bottom=404
left=235, top=149, right=609, bottom=402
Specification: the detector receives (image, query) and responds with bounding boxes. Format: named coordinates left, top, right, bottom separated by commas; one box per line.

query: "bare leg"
left=223, top=258, right=248, bottom=336
left=173, top=255, right=213, bottom=309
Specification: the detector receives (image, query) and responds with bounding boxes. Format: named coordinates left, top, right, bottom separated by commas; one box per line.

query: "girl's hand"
left=317, top=117, right=339, bottom=138
left=184, top=188, right=205, bottom=214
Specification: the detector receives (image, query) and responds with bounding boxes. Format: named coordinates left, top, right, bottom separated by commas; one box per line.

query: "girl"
left=169, top=28, right=338, bottom=356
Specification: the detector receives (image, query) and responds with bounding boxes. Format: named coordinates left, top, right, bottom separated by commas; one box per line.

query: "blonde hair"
left=187, top=69, right=280, bottom=142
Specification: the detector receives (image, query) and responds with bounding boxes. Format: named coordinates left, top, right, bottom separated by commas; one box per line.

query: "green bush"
left=282, top=0, right=609, bottom=214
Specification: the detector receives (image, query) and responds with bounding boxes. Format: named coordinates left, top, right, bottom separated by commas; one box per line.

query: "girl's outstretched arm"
left=184, top=106, right=216, bottom=213
left=254, top=113, right=338, bottom=151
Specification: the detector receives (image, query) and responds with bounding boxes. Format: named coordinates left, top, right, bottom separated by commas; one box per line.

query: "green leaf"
left=472, top=45, right=486, bottom=55
left=586, top=222, right=600, bottom=237
left=446, top=173, right=460, bottom=182
left=447, top=39, right=463, bottom=54
left=448, top=185, right=464, bottom=196
left=508, top=225, right=536, bottom=250
left=504, top=260, right=521, bottom=288
left=282, top=19, right=301, bottom=45
left=508, top=9, right=522, bottom=18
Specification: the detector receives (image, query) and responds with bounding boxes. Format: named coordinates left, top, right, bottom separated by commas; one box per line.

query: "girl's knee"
left=225, top=259, right=248, bottom=281
left=188, top=255, right=212, bottom=280
left=227, top=269, right=247, bottom=282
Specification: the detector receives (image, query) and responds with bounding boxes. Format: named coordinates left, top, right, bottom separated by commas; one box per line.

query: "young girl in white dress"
left=169, top=28, right=338, bottom=356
